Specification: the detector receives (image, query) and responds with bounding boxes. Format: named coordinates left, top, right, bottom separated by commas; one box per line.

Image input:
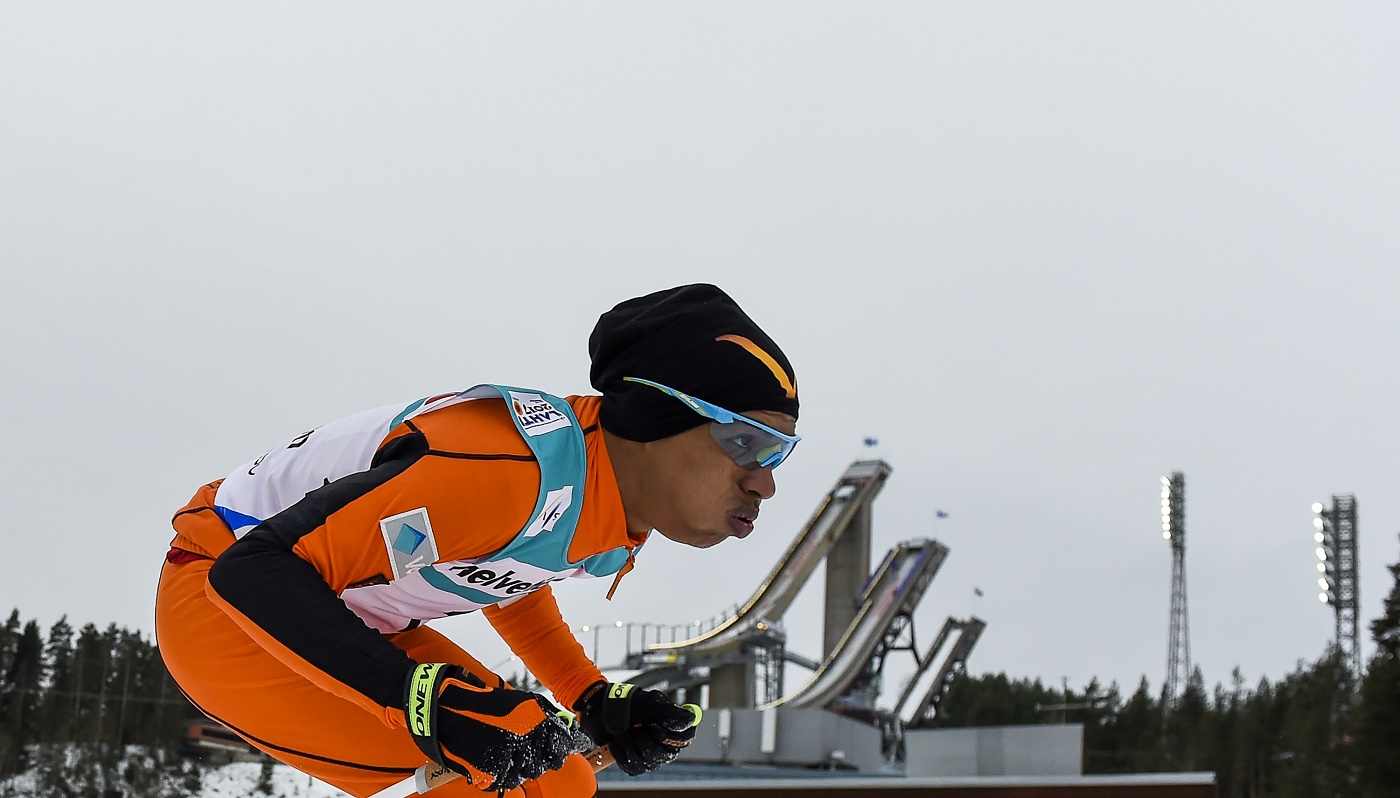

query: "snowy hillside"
left=0, top=760, right=354, bottom=798
left=197, top=762, right=352, bottom=798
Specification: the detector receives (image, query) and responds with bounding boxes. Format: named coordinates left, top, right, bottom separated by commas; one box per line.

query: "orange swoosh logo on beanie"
left=716, top=335, right=798, bottom=399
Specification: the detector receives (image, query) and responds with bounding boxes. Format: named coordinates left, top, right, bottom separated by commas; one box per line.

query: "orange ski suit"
left=156, top=395, right=644, bottom=797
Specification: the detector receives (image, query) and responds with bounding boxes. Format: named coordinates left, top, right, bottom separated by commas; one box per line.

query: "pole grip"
left=373, top=703, right=702, bottom=797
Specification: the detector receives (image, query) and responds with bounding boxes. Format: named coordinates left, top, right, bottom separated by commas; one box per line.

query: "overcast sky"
left=3, top=2, right=1397, bottom=709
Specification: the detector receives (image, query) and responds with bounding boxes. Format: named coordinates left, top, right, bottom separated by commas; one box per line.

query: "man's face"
left=641, top=410, right=797, bottom=548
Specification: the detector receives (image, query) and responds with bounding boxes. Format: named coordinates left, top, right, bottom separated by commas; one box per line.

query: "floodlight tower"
left=1313, top=495, right=1360, bottom=680
left=1161, top=472, right=1190, bottom=713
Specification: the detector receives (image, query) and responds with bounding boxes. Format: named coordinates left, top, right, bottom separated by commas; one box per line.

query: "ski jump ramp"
left=762, top=537, right=946, bottom=711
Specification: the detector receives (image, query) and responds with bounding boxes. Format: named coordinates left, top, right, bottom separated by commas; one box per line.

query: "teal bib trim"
left=423, top=386, right=634, bottom=595
left=464, top=385, right=588, bottom=572
left=389, top=396, right=429, bottom=431
left=582, top=548, right=631, bottom=576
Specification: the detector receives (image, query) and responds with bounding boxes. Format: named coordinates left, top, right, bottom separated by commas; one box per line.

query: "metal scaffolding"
left=1161, top=471, right=1190, bottom=715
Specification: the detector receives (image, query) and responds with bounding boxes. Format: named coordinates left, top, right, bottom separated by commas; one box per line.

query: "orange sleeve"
left=483, top=586, right=605, bottom=709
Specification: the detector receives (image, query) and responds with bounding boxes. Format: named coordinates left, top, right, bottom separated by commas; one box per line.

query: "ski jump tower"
left=626, top=459, right=983, bottom=728
left=1161, top=471, right=1191, bottom=714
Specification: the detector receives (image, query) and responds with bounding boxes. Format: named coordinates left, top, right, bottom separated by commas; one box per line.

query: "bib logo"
left=378, top=508, right=441, bottom=580
left=523, top=486, right=574, bottom=538
left=508, top=391, right=571, bottom=437
left=447, top=564, right=555, bottom=596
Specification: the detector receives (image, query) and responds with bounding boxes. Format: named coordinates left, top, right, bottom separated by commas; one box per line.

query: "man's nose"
left=742, top=466, right=777, bottom=500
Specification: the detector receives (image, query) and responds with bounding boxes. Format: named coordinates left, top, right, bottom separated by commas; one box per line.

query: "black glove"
left=404, top=663, right=588, bottom=791
left=573, top=681, right=698, bottom=776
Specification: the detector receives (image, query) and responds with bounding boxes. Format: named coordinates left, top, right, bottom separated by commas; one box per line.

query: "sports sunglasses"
left=622, top=377, right=800, bottom=470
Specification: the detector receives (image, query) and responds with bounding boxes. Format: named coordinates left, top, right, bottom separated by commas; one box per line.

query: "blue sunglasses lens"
left=622, top=376, right=798, bottom=469
left=709, top=421, right=795, bottom=470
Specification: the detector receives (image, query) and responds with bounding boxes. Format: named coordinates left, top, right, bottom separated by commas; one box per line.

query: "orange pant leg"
left=156, top=557, right=597, bottom=798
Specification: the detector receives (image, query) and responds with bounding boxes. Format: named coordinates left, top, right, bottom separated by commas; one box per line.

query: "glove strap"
left=602, top=682, right=636, bottom=736
left=405, top=663, right=450, bottom=765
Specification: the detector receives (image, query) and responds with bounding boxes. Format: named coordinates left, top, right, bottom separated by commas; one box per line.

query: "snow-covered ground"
left=198, top=762, right=352, bottom=798
left=0, top=760, right=354, bottom=798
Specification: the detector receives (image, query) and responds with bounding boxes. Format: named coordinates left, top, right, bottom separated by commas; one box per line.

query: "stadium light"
left=1312, top=495, right=1361, bottom=682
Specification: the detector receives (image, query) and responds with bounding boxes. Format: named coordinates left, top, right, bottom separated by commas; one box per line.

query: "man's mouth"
left=729, top=508, right=758, bottom=538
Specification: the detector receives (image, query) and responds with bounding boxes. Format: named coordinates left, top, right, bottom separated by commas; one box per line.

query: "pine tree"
left=1268, top=648, right=1353, bottom=798
left=1209, top=668, right=1247, bottom=797
left=1080, top=679, right=1126, bottom=773
left=69, top=624, right=105, bottom=746
left=1, top=622, right=43, bottom=776
left=255, top=757, right=277, bottom=795
left=0, top=612, right=18, bottom=688
left=1371, top=538, right=1400, bottom=660
left=1164, top=666, right=1209, bottom=770
left=0, top=612, right=20, bottom=777
left=1354, top=534, right=1400, bottom=797
left=932, top=672, right=1061, bottom=727
left=39, top=618, right=74, bottom=744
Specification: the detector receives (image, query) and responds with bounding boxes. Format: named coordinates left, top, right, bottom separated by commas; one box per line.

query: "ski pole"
left=369, top=704, right=701, bottom=798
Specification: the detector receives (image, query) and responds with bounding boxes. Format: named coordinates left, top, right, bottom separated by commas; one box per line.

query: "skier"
left=155, top=284, right=800, bottom=797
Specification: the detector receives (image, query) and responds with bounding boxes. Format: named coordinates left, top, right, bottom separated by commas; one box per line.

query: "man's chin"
left=690, top=529, right=727, bottom=549
left=655, top=525, right=727, bottom=548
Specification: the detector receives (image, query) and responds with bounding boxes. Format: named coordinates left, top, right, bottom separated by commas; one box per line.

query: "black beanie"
left=589, top=284, right=799, bottom=442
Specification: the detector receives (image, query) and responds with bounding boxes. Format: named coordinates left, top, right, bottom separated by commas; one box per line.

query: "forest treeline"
left=932, top=534, right=1400, bottom=797
left=0, top=613, right=196, bottom=768
left=2, top=536, right=1398, bottom=796
left=0, top=612, right=203, bottom=796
